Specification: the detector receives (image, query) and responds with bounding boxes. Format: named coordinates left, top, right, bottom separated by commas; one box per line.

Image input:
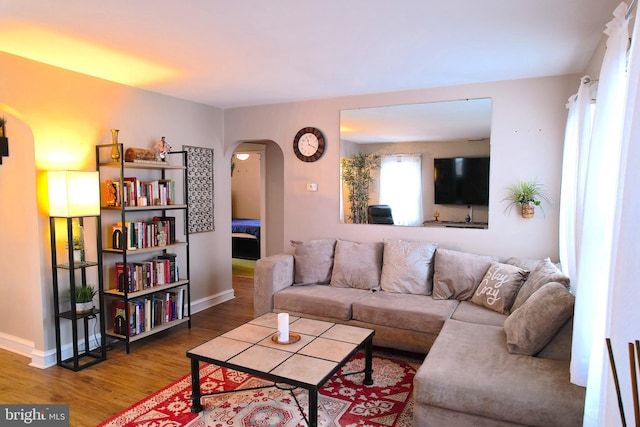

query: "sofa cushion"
left=291, top=239, right=336, bottom=286
left=414, top=319, right=585, bottom=427
left=471, top=262, right=529, bottom=314
left=330, top=240, right=383, bottom=290
left=504, top=282, right=575, bottom=356
left=352, top=291, right=459, bottom=335
left=379, top=239, right=438, bottom=295
left=451, top=301, right=507, bottom=327
left=273, top=285, right=371, bottom=321
left=511, top=258, right=570, bottom=312
left=432, top=248, right=495, bottom=300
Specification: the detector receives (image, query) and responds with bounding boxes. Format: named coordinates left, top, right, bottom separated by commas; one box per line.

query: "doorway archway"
left=230, top=140, right=285, bottom=275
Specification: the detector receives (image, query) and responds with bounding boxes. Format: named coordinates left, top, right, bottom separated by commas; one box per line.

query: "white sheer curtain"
left=378, top=154, right=422, bottom=226
left=559, top=79, right=594, bottom=287
left=559, top=3, right=629, bottom=421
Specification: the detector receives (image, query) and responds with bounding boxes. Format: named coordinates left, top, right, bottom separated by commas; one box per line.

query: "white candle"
left=277, top=313, right=289, bottom=343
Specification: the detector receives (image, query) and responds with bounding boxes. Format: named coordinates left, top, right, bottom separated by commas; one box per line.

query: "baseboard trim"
left=191, top=289, right=235, bottom=314
left=0, top=331, right=34, bottom=359
left=3, top=291, right=236, bottom=369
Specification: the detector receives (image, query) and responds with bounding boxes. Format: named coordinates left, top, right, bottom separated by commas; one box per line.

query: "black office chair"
left=368, top=205, right=394, bottom=224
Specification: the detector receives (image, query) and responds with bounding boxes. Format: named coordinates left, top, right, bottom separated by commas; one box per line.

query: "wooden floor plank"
left=0, top=275, right=254, bottom=426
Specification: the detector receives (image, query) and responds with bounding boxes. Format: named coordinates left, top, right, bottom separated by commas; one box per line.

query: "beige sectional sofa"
left=253, top=238, right=586, bottom=427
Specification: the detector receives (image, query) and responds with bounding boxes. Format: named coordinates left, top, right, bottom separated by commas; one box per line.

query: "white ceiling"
left=0, top=0, right=623, bottom=109
left=341, top=98, right=493, bottom=143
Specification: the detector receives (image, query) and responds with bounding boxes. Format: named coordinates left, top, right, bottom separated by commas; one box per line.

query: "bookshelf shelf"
left=100, top=204, right=188, bottom=212
left=99, top=161, right=186, bottom=170
left=106, top=317, right=191, bottom=342
left=96, top=143, right=191, bottom=354
left=103, top=279, right=189, bottom=298
left=102, top=241, right=187, bottom=255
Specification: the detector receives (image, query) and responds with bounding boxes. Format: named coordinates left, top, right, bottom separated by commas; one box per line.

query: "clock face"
left=293, top=127, right=325, bottom=162
left=298, top=133, right=319, bottom=156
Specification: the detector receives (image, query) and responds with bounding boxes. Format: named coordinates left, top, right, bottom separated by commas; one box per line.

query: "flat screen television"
left=434, top=157, right=490, bottom=206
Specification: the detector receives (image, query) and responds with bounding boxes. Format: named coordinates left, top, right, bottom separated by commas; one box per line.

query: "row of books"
left=115, top=253, right=178, bottom=292
left=111, top=216, right=175, bottom=250
left=112, top=288, right=186, bottom=336
left=103, top=178, right=176, bottom=208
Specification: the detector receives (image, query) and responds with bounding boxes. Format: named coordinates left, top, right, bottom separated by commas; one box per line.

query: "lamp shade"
left=48, top=171, right=100, bottom=217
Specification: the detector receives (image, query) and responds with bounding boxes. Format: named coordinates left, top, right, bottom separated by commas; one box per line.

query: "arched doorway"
left=230, top=140, right=284, bottom=278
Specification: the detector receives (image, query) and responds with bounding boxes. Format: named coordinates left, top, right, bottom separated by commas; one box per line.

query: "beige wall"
left=225, top=75, right=577, bottom=260
left=0, top=48, right=578, bottom=367
left=0, top=52, right=229, bottom=366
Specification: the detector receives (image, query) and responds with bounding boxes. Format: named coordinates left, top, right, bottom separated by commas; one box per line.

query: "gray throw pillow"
left=511, top=258, right=570, bottom=312
left=471, top=261, right=529, bottom=314
left=291, top=239, right=336, bottom=286
left=380, top=239, right=438, bottom=295
left=504, top=282, right=575, bottom=356
left=432, top=248, right=496, bottom=300
left=505, top=257, right=542, bottom=272
left=330, top=240, right=383, bottom=290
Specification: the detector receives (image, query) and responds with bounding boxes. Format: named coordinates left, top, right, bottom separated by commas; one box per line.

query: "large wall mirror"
left=339, top=98, right=492, bottom=228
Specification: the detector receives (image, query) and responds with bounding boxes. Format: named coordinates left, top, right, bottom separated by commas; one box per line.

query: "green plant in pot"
left=72, top=285, right=97, bottom=314
left=341, top=153, right=381, bottom=224
left=504, top=179, right=550, bottom=218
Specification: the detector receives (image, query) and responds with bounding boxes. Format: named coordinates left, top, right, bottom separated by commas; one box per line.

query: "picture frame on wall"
left=183, top=145, right=214, bottom=233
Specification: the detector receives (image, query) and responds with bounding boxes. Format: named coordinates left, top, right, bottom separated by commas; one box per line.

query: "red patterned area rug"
left=98, top=353, right=417, bottom=427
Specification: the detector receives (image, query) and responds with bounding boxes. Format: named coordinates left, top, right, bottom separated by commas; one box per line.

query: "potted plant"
left=504, top=179, right=550, bottom=218
left=0, top=116, right=7, bottom=159
left=341, top=153, right=381, bottom=224
left=72, top=285, right=98, bottom=314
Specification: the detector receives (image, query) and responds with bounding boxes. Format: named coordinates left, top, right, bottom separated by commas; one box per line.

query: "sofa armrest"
left=254, top=254, right=294, bottom=317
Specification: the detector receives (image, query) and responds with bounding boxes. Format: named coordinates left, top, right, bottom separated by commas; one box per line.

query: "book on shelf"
left=114, top=255, right=178, bottom=292
left=115, top=261, right=135, bottom=292
left=112, top=288, right=186, bottom=336
left=112, top=300, right=127, bottom=335
left=112, top=218, right=175, bottom=251
left=103, top=180, right=121, bottom=207
left=114, top=177, right=176, bottom=207
left=157, top=253, right=178, bottom=282
left=152, top=216, right=175, bottom=244
left=122, top=177, right=139, bottom=207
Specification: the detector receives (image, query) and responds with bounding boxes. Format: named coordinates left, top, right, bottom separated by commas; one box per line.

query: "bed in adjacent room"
left=232, top=218, right=260, bottom=260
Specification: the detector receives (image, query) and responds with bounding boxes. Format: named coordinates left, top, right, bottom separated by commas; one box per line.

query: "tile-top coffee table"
left=187, top=313, right=375, bottom=427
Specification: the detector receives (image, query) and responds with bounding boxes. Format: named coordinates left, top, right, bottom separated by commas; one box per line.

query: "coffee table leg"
left=364, top=337, right=374, bottom=385
left=308, top=388, right=318, bottom=427
left=190, top=358, right=203, bottom=413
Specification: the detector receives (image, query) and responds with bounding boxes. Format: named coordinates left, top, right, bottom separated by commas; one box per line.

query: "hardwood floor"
left=0, top=275, right=254, bottom=426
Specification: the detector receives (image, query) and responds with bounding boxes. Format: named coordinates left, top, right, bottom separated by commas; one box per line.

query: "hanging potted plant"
left=504, top=179, right=550, bottom=219
left=71, top=285, right=98, bottom=314
left=341, top=153, right=381, bottom=224
left=0, top=116, right=8, bottom=160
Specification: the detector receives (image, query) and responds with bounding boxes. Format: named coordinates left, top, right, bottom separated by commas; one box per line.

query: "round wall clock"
left=293, top=127, right=326, bottom=162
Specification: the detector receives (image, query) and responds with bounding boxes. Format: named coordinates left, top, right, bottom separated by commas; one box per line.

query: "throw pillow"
left=511, top=258, right=570, bottom=312
left=330, top=240, right=383, bottom=290
left=291, top=239, right=336, bottom=286
left=505, top=257, right=541, bottom=272
left=471, top=262, right=529, bottom=314
left=432, top=248, right=496, bottom=300
left=380, top=239, right=438, bottom=295
left=504, top=282, right=575, bottom=356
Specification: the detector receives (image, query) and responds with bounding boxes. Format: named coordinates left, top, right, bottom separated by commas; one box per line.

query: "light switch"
left=306, top=183, right=318, bottom=192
